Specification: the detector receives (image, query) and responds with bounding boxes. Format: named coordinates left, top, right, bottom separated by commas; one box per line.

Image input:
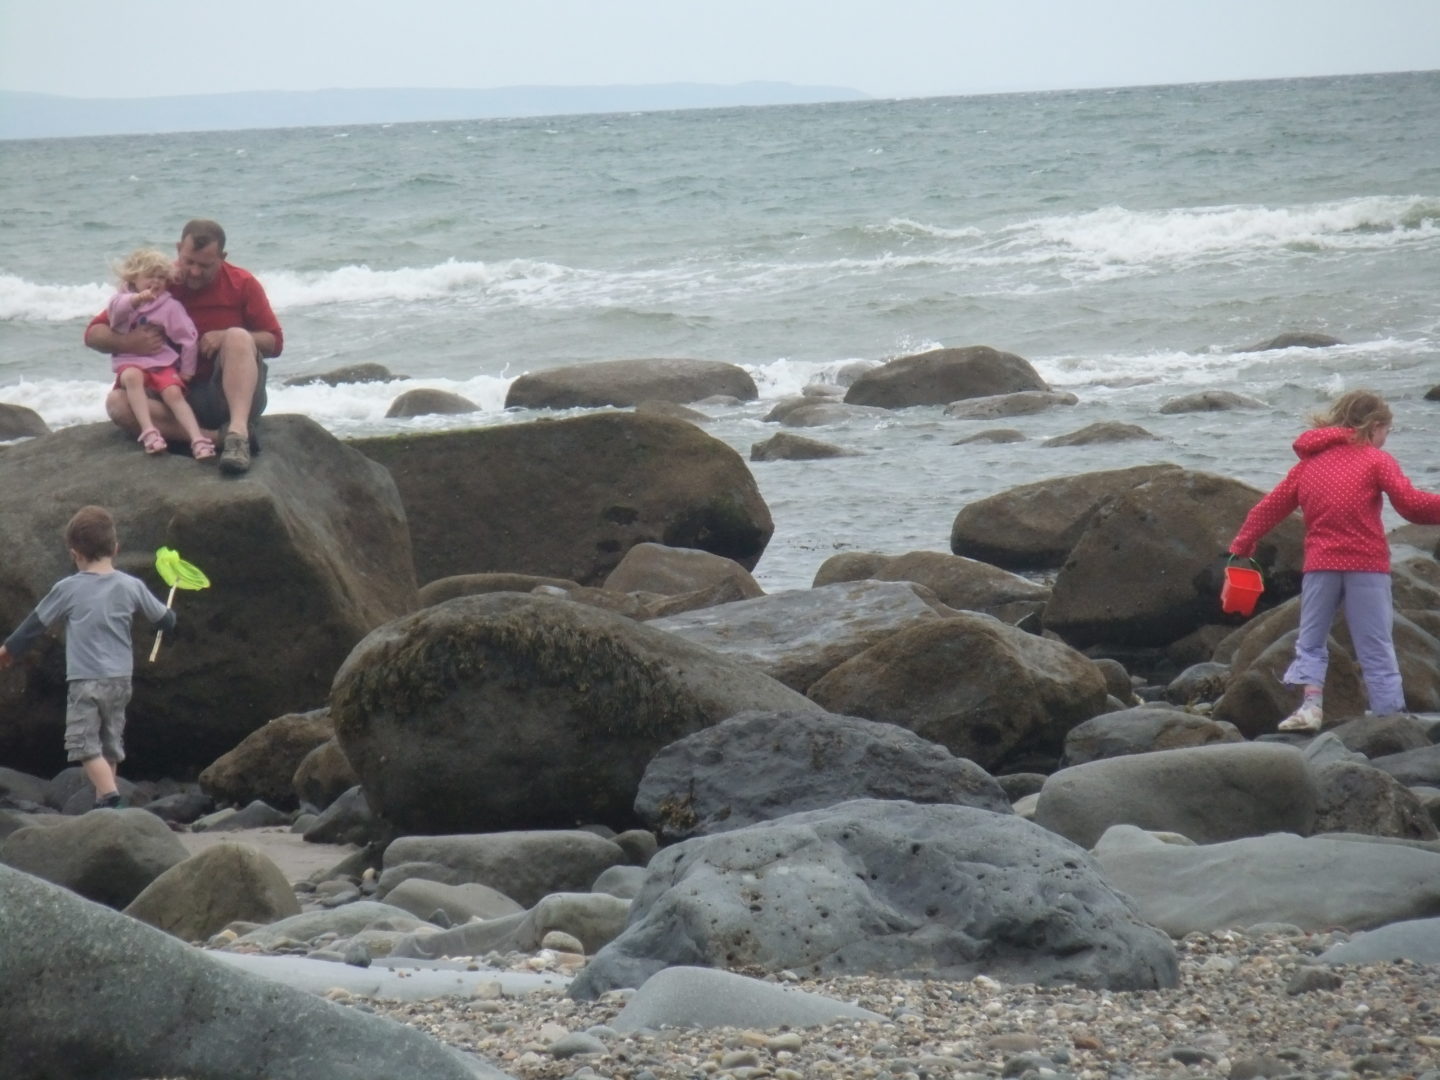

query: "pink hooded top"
left=1231, top=426, right=1440, bottom=573
left=105, top=290, right=199, bottom=379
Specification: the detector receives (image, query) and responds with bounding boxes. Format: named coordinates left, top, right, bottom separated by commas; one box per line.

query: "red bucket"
left=1220, top=563, right=1264, bottom=616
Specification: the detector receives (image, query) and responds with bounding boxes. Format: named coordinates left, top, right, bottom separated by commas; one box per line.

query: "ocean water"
left=3, top=71, right=1438, bottom=590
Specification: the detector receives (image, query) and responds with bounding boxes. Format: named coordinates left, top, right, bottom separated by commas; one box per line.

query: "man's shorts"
left=64, top=677, right=132, bottom=764
left=189, top=352, right=269, bottom=431
left=114, top=364, right=185, bottom=394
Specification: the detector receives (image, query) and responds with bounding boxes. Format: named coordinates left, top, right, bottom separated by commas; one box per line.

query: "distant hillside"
left=0, top=82, right=871, bottom=139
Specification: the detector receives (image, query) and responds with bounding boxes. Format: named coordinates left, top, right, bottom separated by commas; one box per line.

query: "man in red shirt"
left=85, top=219, right=283, bottom=475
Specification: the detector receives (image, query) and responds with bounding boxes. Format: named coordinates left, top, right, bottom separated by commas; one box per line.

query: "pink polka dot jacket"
left=1230, top=426, right=1440, bottom=573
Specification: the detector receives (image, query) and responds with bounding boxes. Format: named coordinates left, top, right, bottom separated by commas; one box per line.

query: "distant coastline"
left=0, top=82, right=871, bottom=140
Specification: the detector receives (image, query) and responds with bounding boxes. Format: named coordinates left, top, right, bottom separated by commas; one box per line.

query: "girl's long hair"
left=1312, top=389, right=1392, bottom=445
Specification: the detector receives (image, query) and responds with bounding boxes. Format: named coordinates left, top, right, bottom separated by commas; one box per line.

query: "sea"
left=2, top=71, right=1438, bottom=591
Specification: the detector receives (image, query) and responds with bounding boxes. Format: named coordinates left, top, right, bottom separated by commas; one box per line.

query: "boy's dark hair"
left=64, top=506, right=118, bottom=562
left=181, top=218, right=226, bottom=254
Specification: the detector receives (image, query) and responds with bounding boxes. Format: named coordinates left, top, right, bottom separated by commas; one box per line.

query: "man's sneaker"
left=1279, top=700, right=1324, bottom=732
left=218, top=427, right=252, bottom=475
left=93, top=792, right=124, bottom=810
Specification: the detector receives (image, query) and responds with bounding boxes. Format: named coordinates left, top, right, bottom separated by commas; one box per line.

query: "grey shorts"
left=189, top=355, right=269, bottom=430
left=65, top=678, right=131, bottom=763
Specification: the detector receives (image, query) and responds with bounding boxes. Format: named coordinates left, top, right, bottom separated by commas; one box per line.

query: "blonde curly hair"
left=113, top=248, right=175, bottom=289
left=1312, top=389, right=1392, bottom=446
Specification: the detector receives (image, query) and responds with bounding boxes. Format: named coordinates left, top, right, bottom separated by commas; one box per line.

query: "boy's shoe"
left=93, top=792, right=124, bottom=810
left=1279, top=700, right=1324, bottom=732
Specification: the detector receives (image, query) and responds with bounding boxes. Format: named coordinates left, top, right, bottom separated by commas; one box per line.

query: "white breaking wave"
left=1011, top=195, right=1440, bottom=269
left=3, top=196, right=1435, bottom=325
left=0, top=275, right=110, bottom=322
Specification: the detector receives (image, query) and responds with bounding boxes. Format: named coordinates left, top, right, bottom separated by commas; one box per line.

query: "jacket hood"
left=1293, top=426, right=1356, bottom=459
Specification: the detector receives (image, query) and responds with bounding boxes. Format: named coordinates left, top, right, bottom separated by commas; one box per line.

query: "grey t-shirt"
left=4, top=570, right=175, bottom=680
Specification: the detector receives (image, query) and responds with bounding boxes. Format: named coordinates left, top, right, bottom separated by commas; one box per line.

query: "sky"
left=2, top=0, right=1438, bottom=101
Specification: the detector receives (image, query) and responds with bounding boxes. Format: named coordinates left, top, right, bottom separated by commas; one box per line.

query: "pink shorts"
left=114, top=365, right=185, bottom=394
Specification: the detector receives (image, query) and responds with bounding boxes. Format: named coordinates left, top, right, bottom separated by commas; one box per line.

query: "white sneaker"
left=1279, top=700, right=1324, bottom=732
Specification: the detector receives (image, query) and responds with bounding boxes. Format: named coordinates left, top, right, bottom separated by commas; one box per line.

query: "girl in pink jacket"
left=1230, top=390, right=1440, bottom=731
left=106, top=248, right=214, bottom=460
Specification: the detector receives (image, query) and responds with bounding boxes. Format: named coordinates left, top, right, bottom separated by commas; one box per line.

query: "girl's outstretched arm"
left=1378, top=454, right=1440, bottom=524
left=1230, top=464, right=1302, bottom=557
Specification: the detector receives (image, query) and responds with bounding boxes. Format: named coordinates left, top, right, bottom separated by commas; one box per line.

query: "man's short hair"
left=181, top=218, right=227, bottom=254
left=64, top=506, right=118, bottom=562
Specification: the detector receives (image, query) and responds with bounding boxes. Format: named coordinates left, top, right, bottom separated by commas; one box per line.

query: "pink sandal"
left=190, top=435, right=216, bottom=461
left=138, top=428, right=168, bottom=455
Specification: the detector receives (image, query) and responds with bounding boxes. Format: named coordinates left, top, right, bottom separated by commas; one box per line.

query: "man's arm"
left=240, top=274, right=284, bottom=358
left=250, top=330, right=279, bottom=359
left=84, top=313, right=164, bottom=357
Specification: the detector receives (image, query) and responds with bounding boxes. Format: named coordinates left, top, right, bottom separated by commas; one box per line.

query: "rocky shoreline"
left=336, top=929, right=1440, bottom=1080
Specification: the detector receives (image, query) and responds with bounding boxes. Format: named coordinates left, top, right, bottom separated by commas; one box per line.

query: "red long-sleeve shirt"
left=88, top=261, right=283, bottom=384
left=1231, top=426, right=1440, bottom=573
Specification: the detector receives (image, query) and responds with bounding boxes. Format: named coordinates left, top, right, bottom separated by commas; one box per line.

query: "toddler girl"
left=106, top=249, right=213, bottom=460
left=1230, top=389, right=1440, bottom=731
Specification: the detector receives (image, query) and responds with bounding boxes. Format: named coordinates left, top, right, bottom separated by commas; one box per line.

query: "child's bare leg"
left=160, top=384, right=206, bottom=444
left=82, top=755, right=118, bottom=799
left=118, top=367, right=157, bottom=433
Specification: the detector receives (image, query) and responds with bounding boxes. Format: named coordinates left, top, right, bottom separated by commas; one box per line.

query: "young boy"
left=0, top=507, right=175, bottom=809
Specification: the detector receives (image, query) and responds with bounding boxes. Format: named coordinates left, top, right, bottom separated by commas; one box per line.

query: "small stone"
left=767, top=1033, right=804, bottom=1053
left=540, top=930, right=585, bottom=954
left=342, top=941, right=371, bottom=968
left=720, top=1050, right=761, bottom=1068
left=1229, top=1056, right=1291, bottom=1079
left=547, top=1031, right=607, bottom=1058
left=988, top=1034, right=1044, bottom=1053
left=1002, top=1052, right=1057, bottom=1077
left=1286, top=967, right=1343, bottom=995
left=1350, top=1054, right=1394, bottom=1074
left=1170, top=1046, right=1219, bottom=1065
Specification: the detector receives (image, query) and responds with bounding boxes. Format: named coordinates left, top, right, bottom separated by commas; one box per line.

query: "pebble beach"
left=332, top=931, right=1439, bottom=1080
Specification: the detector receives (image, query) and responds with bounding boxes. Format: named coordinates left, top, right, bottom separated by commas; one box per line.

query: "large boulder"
left=122, top=841, right=302, bottom=942
left=1043, top=469, right=1305, bottom=648
left=505, top=358, right=758, bottom=409
left=292, top=738, right=360, bottom=811
left=602, top=542, right=763, bottom=599
left=0, top=865, right=505, bottom=1080
left=943, top=390, right=1077, bottom=419
left=330, top=592, right=821, bottom=834
left=569, top=799, right=1179, bottom=999
left=750, top=432, right=857, bottom=461
left=0, top=402, right=49, bottom=440
left=198, top=708, right=335, bottom=811
left=350, top=412, right=772, bottom=586
left=844, top=346, right=1048, bottom=409
left=1310, top=761, right=1440, bottom=841
left=1060, top=706, right=1244, bottom=767
left=385, top=387, right=480, bottom=417
left=950, top=465, right=1181, bottom=570
left=807, top=613, right=1109, bottom=774
left=811, top=549, right=1050, bottom=622
left=379, top=831, right=626, bottom=909
left=647, top=580, right=953, bottom=692
left=1094, top=826, right=1440, bottom=935
left=1033, top=742, right=1318, bottom=847
left=0, top=808, right=189, bottom=908
left=1370, top=743, right=1440, bottom=788
left=0, top=418, right=417, bottom=777
left=634, top=710, right=1011, bottom=840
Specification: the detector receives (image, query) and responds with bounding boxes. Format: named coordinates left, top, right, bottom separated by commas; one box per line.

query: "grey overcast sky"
left=2, top=0, right=1438, bottom=101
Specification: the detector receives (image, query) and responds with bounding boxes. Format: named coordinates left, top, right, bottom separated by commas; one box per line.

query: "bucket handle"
left=1225, top=554, right=1261, bottom=572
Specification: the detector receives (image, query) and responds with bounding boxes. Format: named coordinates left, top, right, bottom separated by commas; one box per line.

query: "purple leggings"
left=1284, top=571, right=1404, bottom=714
